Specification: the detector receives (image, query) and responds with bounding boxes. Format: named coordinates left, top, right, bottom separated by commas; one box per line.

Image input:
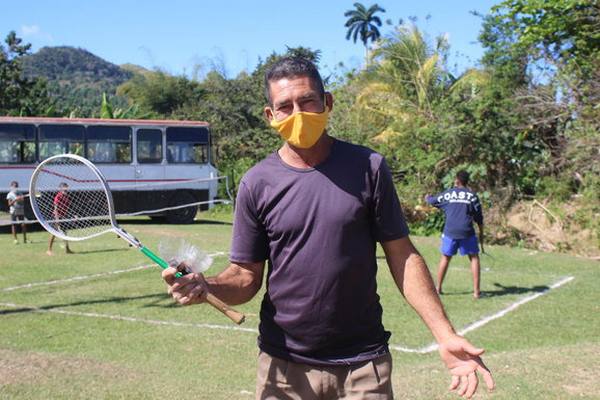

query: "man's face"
left=60, top=185, right=68, bottom=193
left=264, top=76, right=331, bottom=122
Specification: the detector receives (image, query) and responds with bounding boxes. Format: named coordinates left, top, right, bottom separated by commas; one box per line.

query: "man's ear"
left=325, top=92, right=334, bottom=112
left=264, top=106, right=274, bottom=122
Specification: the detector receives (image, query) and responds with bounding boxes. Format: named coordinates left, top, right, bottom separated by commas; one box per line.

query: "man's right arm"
left=425, top=192, right=444, bottom=208
left=162, top=261, right=265, bottom=306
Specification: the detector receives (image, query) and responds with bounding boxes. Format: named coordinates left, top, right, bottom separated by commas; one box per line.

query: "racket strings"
left=32, top=156, right=113, bottom=239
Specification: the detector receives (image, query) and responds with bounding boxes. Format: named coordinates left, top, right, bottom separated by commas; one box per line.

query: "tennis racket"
left=29, top=154, right=245, bottom=325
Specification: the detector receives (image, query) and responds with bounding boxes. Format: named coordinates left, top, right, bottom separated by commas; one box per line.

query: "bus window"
left=39, top=124, right=85, bottom=160
left=87, top=126, right=132, bottom=163
left=0, top=124, right=36, bottom=163
left=166, top=127, right=209, bottom=164
left=137, top=129, right=163, bottom=164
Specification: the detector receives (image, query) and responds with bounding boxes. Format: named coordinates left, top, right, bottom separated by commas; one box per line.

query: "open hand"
left=439, top=335, right=495, bottom=398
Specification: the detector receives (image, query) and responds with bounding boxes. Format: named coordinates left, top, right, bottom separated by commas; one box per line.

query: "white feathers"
left=158, top=238, right=213, bottom=274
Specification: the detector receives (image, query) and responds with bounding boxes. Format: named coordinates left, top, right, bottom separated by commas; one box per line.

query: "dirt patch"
left=0, top=348, right=138, bottom=386
left=499, top=200, right=600, bottom=258
left=506, top=201, right=568, bottom=252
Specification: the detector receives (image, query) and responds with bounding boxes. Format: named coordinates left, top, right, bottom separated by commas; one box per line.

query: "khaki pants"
left=256, top=351, right=393, bottom=400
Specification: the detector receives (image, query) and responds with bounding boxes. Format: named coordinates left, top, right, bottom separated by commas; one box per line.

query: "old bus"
left=0, top=117, right=220, bottom=223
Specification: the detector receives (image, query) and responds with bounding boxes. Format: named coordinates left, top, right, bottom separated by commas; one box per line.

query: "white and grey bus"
left=0, top=117, right=221, bottom=223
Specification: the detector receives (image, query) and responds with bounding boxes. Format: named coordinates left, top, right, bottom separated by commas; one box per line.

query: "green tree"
left=0, top=31, right=54, bottom=116
left=344, top=3, right=386, bottom=65
left=284, top=46, right=321, bottom=65
left=117, top=70, right=204, bottom=117
left=356, top=24, right=453, bottom=140
left=477, top=0, right=599, bottom=198
left=100, top=92, right=145, bottom=119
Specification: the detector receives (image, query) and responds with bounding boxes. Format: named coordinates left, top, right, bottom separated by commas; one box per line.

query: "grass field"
left=0, top=210, right=598, bottom=399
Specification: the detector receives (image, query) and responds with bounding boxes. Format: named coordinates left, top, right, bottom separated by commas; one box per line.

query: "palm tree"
left=344, top=3, right=386, bottom=65
left=357, top=25, right=449, bottom=128
left=356, top=25, right=487, bottom=142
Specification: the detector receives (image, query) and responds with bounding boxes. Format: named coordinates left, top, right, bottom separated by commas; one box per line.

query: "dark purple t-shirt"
left=230, top=139, right=409, bottom=366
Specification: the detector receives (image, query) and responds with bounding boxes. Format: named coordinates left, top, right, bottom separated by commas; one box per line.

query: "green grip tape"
left=140, top=246, right=184, bottom=277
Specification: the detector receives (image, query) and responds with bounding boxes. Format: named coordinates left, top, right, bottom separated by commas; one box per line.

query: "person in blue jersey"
left=426, top=171, right=484, bottom=299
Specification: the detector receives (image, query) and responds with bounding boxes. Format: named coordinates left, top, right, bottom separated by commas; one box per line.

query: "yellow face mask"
left=270, top=106, right=329, bottom=149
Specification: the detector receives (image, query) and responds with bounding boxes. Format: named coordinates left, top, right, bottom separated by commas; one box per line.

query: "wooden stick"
left=205, top=293, right=245, bottom=325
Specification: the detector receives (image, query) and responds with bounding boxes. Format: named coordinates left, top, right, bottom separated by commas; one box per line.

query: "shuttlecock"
left=158, top=238, right=212, bottom=274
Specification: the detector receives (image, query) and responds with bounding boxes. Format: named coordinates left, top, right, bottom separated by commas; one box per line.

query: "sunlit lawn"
left=0, top=210, right=598, bottom=399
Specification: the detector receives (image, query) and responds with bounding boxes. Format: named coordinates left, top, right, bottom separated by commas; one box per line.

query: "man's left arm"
left=381, top=236, right=495, bottom=398
left=472, top=195, right=484, bottom=253
left=477, top=223, right=485, bottom=254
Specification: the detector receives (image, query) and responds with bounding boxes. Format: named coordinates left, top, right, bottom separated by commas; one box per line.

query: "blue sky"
left=1, top=0, right=499, bottom=78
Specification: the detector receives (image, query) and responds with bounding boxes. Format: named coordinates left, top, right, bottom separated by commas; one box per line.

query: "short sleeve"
left=372, top=157, right=410, bottom=242
left=229, top=181, right=269, bottom=263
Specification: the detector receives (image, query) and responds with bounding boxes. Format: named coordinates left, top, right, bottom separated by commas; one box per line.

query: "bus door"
left=134, top=128, right=166, bottom=212
left=86, top=125, right=136, bottom=214
left=165, top=126, right=214, bottom=210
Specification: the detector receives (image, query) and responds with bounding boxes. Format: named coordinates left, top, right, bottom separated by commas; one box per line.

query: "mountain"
left=21, top=46, right=134, bottom=116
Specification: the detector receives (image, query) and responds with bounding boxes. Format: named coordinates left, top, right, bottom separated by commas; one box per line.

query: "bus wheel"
left=166, top=192, right=197, bottom=224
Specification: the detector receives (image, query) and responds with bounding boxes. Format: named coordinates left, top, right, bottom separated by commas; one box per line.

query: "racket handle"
left=141, top=246, right=169, bottom=269
left=205, top=293, right=246, bottom=325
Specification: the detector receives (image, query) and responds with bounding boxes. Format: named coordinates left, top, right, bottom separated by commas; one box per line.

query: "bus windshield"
left=166, top=127, right=210, bottom=164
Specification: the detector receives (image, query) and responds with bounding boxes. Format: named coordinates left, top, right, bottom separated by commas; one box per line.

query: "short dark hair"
left=456, top=170, right=470, bottom=185
left=10, top=181, right=18, bottom=187
left=264, top=56, right=325, bottom=106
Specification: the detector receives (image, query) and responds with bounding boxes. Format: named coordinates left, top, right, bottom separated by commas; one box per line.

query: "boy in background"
left=6, top=181, right=27, bottom=244
left=426, top=171, right=484, bottom=298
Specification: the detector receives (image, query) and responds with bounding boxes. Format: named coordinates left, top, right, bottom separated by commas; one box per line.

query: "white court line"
left=0, top=302, right=258, bottom=333
left=390, top=275, right=575, bottom=354
left=2, top=264, right=573, bottom=346
left=0, top=251, right=228, bottom=292
left=1, top=264, right=151, bottom=292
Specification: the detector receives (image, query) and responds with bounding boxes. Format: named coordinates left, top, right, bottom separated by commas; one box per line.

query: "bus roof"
left=0, top=117, right=210, bottom=128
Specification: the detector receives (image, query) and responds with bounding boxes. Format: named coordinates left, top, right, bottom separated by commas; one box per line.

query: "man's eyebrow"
left=298, top=91, right=320, bottom=100
left=274, top=92, right=320, bottom=106
left=273, top=99, right=291, bottom=108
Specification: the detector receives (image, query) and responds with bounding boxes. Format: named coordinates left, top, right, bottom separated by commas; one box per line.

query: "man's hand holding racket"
left=162, top=264, right=209, bottom=306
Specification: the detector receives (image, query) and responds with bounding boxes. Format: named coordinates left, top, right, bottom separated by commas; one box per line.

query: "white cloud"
left=20, top=24, right=53, bottom=43
left=21, top=25, right=41, bottom=36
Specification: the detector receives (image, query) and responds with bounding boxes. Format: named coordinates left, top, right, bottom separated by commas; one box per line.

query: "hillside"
left=21, top=46, right=133, bottom=116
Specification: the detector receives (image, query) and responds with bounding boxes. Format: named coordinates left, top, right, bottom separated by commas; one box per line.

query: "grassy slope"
left=0, top=212, right=598, bottom=399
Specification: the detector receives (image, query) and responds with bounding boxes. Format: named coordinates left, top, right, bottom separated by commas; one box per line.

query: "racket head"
left=29, top=154, right=117, bottom=241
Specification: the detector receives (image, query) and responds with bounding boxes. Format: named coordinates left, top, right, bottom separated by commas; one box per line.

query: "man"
left=425, top=171, right=484, bottom=299
left=162, top=57, right=494, bottom=399
left=47, top=182, right=73, bottom=256
left=6, top=181, right=27, bottom=244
